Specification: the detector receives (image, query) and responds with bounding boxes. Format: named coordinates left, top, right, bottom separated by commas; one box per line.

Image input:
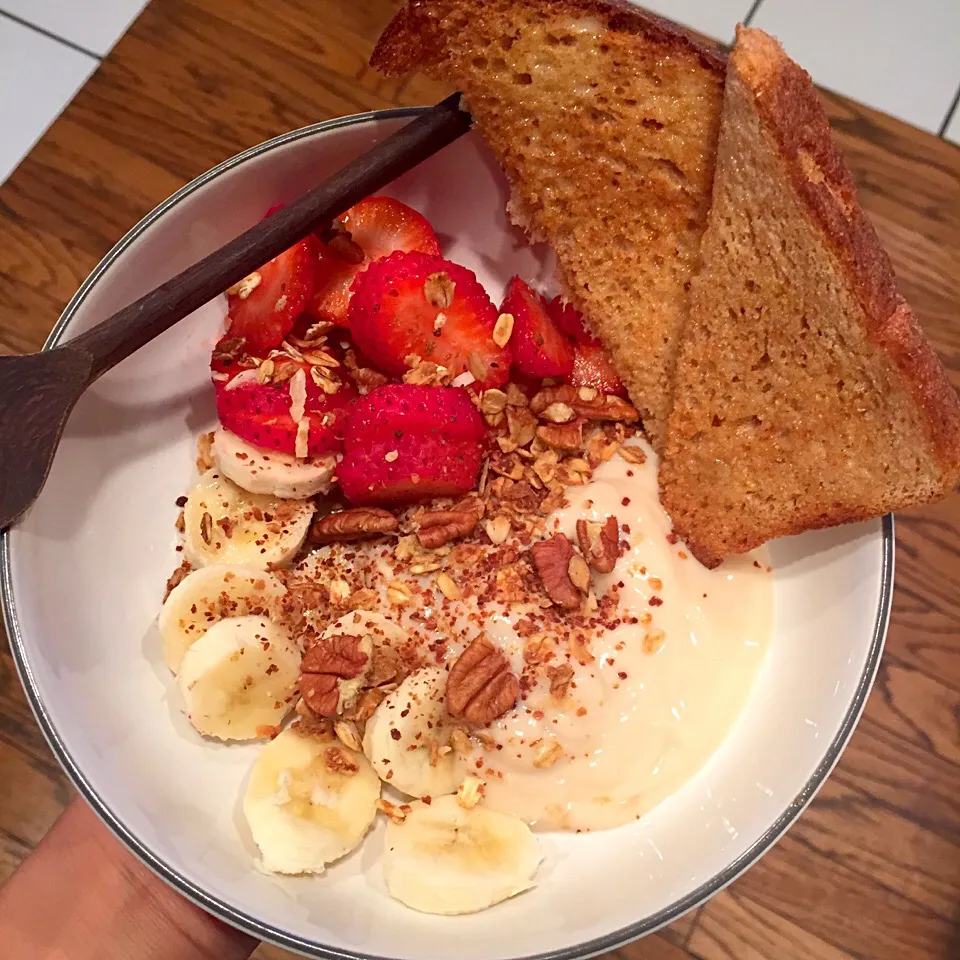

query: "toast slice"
left=372, top=0, right=726, bottom=450
left=660, top=27, right=960, bottom=567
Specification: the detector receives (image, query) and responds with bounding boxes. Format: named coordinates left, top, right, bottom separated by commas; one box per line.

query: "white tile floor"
left=0, top=0, right=957, bottom=190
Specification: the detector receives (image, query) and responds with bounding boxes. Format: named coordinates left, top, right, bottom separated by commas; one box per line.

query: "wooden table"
left=1, top=1, right=958, bottom=957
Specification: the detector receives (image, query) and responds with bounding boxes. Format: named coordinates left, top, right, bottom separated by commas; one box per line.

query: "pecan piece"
left=576, top=516, right=620, bottom=574
left=415, top=497, right=484, bottom=549
left=446, top=637, right=519, bottom=724
left=547, top=663, right=574, bottom=698
left=311, top=507, right=399, bottom=542
left=531, top=385, right=639, bottom=423
left=530, top=534, right=581, bottom=610
left=163, top=560, right=192, bottom=602
left=299, top=634, right=371, bottom=717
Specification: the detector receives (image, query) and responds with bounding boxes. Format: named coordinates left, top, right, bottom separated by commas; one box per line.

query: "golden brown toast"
left=660, top=27, right=960, bottom=567
left=372, top=0, right=726, bottom=450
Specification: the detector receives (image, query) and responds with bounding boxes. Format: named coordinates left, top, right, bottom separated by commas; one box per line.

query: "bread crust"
left=734, top=27, right=960, bottom=485
left=372, top=0, right=727, bottom=77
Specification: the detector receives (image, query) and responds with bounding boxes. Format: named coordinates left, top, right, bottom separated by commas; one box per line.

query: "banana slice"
left=383, top=794, right=542, bottom=915
left=243, top=727, right=380, bottom=874
left=178, top=615, right=300, bottom=740
left=214, top=428, right=338, bottom=500
left=182, top=467, right=313, bottom=569
left=363, top=668, right=460, bottom=798
left=158, top=564, right=286, bottom=673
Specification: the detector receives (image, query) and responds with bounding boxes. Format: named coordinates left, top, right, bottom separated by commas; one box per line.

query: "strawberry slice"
left=349, top=252, right=509, bottom=387
left=215, top=365, right=356, bottom=457
left=226, top=238, right=316, bottom=354
left=339, top=434, right=483, bottom=505
left=546, top=296, right=600, bottom=346
left=569, top=342, right=627, bottom=397
left=345, top=384, right=485, bottom=451
left=308, top=197, right=441, bottom=325
left=501, top=277, right=574, bottom=379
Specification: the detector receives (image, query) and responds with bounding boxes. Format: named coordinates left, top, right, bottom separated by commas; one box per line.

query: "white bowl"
left=0, top=110, right=892, bottom=960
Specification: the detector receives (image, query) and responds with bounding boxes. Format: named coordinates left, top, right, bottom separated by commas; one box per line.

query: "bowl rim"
left=0, top=106, right=894, bottom=960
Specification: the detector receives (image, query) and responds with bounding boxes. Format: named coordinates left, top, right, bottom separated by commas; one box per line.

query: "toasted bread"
left=372, top=0, right=726, bottom=450
left=659, top=27, right=960, bottom=567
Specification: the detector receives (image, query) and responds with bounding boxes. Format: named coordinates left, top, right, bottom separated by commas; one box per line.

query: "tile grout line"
left=742, top=0, right=766, bottom=27
left=0, top=8, right=102, bottom=61
left=937, top=81, right=960, bottom=139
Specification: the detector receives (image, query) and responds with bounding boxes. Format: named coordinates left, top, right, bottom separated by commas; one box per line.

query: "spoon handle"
left=68, top=94, right=470, bottom=382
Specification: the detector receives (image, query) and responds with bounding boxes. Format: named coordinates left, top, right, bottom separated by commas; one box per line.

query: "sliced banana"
left=383, top=794, right=542, bottom=915
left=159, top=564, right=286, bottom=673
left=214, top=428, right=338, bottom=500
left=362, top=667, right=460, bottom=799
left=179, top=615, right=300, bottom=740
left=182, top=467, right=313, bottom=569
left=243, top=727, right=380, bottom=874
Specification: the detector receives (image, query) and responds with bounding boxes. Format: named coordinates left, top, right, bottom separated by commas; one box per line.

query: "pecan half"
left=446, top=636, right=519, bottom=724
left=415, top=497, right=484, bottom=549
left=576, top=516, right=620, bottom=574
left=311, top=507, right=399, bottom=542
left=531, top=385, right=639, bottom=423
left=530, top=534, right=581, bottom=610
left=536, top=421, right=585, bottom=451
left=299, top=634, right=370, bottom=717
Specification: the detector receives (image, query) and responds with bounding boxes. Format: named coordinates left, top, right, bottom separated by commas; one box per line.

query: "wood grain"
left=0, top=1, right=958, bottom=958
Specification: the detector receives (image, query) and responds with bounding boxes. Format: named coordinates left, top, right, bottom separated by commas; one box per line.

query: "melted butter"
left=458, top=441, right=773, bottom=831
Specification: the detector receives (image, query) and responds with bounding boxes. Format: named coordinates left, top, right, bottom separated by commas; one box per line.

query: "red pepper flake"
left=666, top=531, right=678, bottom=545
left=265, top=663, right=278, bottom=675
left=678, top=551, right=688, bottom=560
left=422, top=795, right=432, bottom=805
left=753, top=560, right=761, bottom=568
left=475, top=758, right=484, bottom=769
left=622, top=523, right=631, bottom=534
left=576, top=707, right=587, bottom=717
left=390, top=729, right=402, bottom=741
left=650, top=596, right=663, bottom=606
left=621, top=496, right=631, bottom=506
left=533, top=710, right=544, bottom=721
left=175, top=496, right=188, bottom=508
left=618, top=671, right=628, bottom=680
left=626, top=470, right=634, bottom=477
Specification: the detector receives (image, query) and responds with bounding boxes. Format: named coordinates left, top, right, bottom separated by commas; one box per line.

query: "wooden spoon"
left=0, top=95, right=471, bottom=530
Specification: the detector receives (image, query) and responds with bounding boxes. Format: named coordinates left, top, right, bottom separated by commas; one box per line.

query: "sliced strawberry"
left=349, top=251, right=509, bottom=387
left=339, top=434, right=483, bottom=505
left=215, top=367, right=356, bottom=457
left=350, top=253, right=510, bottom=387
left=226, top=238, right=316, bottom=354
left=569, top=342, right=627, bottom=397
left=308, top=197, right=441, bottom=325
left=345, top=384, right=485, bottom=451
left=502, top=277, right=574, bottom=379
left=546, top=296, right=600, bottom=346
